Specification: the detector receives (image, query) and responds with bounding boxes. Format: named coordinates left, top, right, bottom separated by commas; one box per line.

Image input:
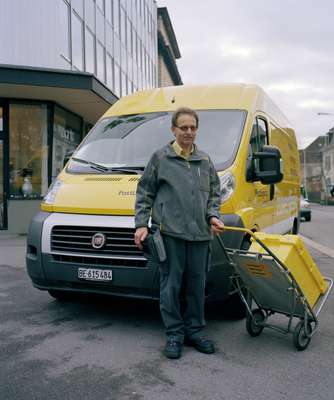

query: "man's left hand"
left=210, top=217, right=225, bottom=234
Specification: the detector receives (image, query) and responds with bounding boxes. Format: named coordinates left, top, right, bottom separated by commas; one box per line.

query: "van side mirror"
left=252, top=145, right=283, bottom=184
left=63, top=150, right=74, bottom=167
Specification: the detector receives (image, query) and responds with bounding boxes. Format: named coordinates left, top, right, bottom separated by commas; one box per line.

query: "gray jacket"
left=135, top=142, right=222, bottom=241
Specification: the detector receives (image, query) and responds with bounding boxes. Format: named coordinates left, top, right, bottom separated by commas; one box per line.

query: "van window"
left=250, top=117, right=268, bottom=153
left=67, top=110, right=247, bottom=173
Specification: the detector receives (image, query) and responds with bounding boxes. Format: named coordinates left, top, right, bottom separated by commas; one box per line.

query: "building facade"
left=299, top=131, right=334, bottom=204
left=0, top=0, right=164, bottom=233
left=157, top=7, right=182, bottom=86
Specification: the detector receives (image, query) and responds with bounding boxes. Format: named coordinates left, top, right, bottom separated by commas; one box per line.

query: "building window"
left=72, top=12, right=84, bottom=70
left=96, top=8, right=105, bottom=44
left=96, top=0, right=105, bottom=14
left=121, top=71, right=127, bottom=96
left=60, top=0, right=71, bottom=60
left=120, top=7, right=126, bottom=45
left=114, top=0, right=120, bottom=36
left=105, top=23, right=113, bottom=56
left=105, top=0, right=112, bottom=24
left=127, top=18, right=132, bottom=52
left=9, top=104, right=48, bottom=199
left=85, top=27, right=95, bottom=73
left=85, top=0, right=95, bottom=32
left=71, top=0, right=83, bottom=18
left=97, top=41, right=106, bottom=82
left=52, top=106, right=82, bottom=181
left=325, top=155, right=331, bottom=171
left=114, top=35, right=121, bottom=64
left=106, top=53, right=114, bottom=90
left=114, top=63, right=121, bottom=97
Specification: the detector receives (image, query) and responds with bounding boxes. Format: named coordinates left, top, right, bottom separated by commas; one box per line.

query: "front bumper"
left=26, top=211, right=245, bottom=301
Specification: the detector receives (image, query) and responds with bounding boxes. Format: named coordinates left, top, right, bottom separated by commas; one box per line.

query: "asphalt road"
left=299, top=203, right=334, bottom=250
left=0, top=209, right=333, bottom=400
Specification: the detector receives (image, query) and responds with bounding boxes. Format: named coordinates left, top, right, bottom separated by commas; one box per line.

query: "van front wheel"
left=48, top=289, right=77, bottom=301
left=222, top=291, right=247, bottom=319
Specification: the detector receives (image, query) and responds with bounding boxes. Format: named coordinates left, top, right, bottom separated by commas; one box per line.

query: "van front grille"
left=51, top=225, right=143, bottom=258
left=52, top=254, right=147, bottom=268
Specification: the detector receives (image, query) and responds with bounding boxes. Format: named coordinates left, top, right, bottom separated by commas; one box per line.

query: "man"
left=134, top=107, right=224, bottom=359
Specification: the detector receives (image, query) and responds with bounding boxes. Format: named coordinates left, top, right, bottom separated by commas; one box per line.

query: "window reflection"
left=9, top=104, right=48, bottom=199
left=52, top=106, right=82, bottom=180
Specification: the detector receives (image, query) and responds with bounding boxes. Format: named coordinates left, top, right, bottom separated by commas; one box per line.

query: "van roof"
left=105, top=83, right=292, bottom=128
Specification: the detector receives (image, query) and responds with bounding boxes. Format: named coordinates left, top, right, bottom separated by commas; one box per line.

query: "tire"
left=222, top=291, right=247, bottom=319
left=293, top=320, right=312, bottom=351
left=246, top=308, right=265, bottom=337
left=48, top=289, right=77, bottom=301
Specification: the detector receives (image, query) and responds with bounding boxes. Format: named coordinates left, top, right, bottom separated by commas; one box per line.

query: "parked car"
left=300, top=197, right=311, bottom=221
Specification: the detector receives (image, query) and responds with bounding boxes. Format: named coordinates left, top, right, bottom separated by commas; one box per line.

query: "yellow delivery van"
left=26, top=84, right=300, bottom=317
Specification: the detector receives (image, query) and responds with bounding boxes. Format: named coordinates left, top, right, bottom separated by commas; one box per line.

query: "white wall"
left=0, top=0, right=60, bottom=69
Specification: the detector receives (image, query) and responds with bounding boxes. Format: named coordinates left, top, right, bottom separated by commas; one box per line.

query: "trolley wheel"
left=293, top=320, right=312, bottom=351
left=246, top=308, right=265, bottom=337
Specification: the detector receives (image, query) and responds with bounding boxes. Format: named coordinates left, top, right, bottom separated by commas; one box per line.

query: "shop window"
left=52, top=106, right=82, bottom=180
left=9, top=104, right=48, bottom=199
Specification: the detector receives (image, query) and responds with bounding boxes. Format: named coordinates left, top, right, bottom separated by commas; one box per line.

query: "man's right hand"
left=134, top=227, right=148, bottom=250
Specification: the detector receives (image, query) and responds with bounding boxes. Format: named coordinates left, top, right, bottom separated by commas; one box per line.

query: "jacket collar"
left=165, top=142, right=208, bottom=161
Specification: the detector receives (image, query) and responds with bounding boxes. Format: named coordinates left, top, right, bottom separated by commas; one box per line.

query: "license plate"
left=78, top=268, right=113, bottom=282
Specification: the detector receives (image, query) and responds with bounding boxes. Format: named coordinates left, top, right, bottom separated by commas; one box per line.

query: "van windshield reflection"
left=67, top=110, right=247, bottom=174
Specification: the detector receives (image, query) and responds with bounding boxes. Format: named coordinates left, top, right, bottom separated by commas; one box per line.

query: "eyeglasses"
left=175, top=125, right=197, bottom=133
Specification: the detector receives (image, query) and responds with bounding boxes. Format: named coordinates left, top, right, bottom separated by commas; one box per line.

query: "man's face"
left=171, top=114, right=197, bottom=149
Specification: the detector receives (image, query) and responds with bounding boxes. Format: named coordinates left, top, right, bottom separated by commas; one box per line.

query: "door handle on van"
left=270, top=184, right=275, bottom=201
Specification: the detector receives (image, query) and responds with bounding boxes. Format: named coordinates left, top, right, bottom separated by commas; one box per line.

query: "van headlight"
left=219, top=172, right=235, bottom=203
left=43, top=179, right=63, bottom=204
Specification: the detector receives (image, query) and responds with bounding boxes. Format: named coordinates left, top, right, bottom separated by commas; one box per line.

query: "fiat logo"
left=91, top=232, right=106, bottom=249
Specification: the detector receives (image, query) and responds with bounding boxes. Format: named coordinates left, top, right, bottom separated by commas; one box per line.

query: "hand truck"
left=217, top=226, right=333, bottom=351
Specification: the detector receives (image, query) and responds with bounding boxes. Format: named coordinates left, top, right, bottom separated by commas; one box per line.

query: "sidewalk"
left=0, top=232, right=27, bottom=268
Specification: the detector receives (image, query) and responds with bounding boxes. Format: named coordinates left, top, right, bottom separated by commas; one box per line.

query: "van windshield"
left=67, top=110, right=247, bottom=173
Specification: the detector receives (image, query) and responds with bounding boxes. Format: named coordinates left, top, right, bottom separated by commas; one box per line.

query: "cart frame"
left=218, top=226, right=333, bottom=350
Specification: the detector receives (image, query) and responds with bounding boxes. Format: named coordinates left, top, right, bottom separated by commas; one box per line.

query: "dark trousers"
left=159, top=234, right=209, bottom=341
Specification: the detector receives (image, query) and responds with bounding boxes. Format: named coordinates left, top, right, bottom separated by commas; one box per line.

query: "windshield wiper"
left=108, top=166, right=145, bottom=175
left=72, top=158, right=144, bottom=174
left=71, top=157, right=109, bottom=172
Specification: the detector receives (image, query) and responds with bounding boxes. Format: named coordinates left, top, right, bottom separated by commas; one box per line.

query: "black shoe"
left=163, top=336, right=182, bottom=359
left=184, top=336, right=215, bottom=354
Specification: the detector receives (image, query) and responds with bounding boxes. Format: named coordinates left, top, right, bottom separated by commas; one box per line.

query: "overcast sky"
left=159, top=0, right=334, bottom=148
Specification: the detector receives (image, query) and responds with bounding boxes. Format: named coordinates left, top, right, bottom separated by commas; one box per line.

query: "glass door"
left=0, top=105, right=7, bottom=229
